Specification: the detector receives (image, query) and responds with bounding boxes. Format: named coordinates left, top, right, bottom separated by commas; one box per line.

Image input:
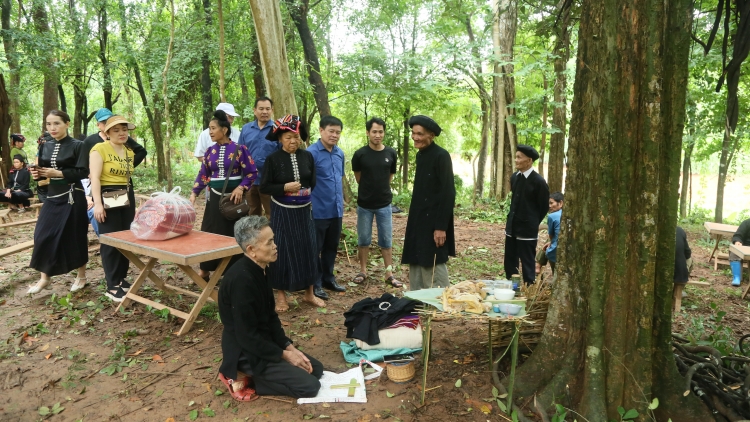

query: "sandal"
left=352, top=273, right=366, bottom=284
left=27, top=278, right=52, bottom=295
left=218, top=373, right=259, bottom=402
left=303, top=295, right=326, bottom=308
left=385, top=275, right=404, bottom=288
left=71, top=277, right=88, bottom=292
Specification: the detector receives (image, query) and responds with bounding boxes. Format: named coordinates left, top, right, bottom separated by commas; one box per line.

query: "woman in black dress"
left=27, top=110, right=90, bottom=294
left=0, top=155, right=32, bottom=212
left=260, top=115, right=325, bottom=312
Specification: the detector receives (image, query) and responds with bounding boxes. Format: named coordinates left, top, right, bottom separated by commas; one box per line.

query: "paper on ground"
left=297, top=366, right=368, bottom=404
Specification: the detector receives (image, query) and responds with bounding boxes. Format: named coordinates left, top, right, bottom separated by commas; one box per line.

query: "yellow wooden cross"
left=330, top=378, right=361, bottom=397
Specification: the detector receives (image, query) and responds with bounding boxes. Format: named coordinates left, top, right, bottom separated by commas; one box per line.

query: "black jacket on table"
left=732, top=219, right=750, bottom=246
left=506, top=170, right=550, bottom=238
left=7, top=168, right=31, bottom=192
left=401, top=142, right=456, bottom=267
left=218, top=255, right=291, bottom=380
left=82, top=133, right=147, bottom=168
left=674, top=226, right=692, bottom=283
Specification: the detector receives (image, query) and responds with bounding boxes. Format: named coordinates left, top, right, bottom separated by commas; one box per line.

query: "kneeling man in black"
left=218, top=215, right=323, bottom=401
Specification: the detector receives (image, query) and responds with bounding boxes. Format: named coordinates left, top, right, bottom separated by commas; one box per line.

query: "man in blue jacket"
left=309, top=116, right=347, bottom=300
left=238, top=97, right=278, bottom=218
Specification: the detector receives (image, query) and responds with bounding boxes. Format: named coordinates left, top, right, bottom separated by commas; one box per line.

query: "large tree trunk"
left=714, top=1, right=750, bottom=223
left=217, top=0, right=226, bottom=102
left=199, top=0, right=213, bottom=129
left=1, top=0, right=20, bottom=134
left=33, top=1, right=59, bottom=131
left=547, top=0, right=571, bottom=194
left=680, top=132, right=695, bottom=218
left=161, top=0, right=176, bottom=190
left=284, top=0, right=331, bottom=117
left=509, top=0, right=712, bottom=420
left=248, top=0, right=298, bottom=116
left=251, top=45, right=266, bottom=98
left=58, top=85, right=67, bottom=113
left=490, top=0, right=517, bottom=200
left=465, top=17, right=490, bottom=201
left=538, top=74, right=548, bottom=179
left=98, top=6, right=113, bottom=110
left=0, top=74, right=12, bottom=177
left=401, top=108, right=410, bottom=189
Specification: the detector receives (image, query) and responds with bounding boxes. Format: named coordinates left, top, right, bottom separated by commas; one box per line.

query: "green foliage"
left=684, top=302, right=737, bottom=356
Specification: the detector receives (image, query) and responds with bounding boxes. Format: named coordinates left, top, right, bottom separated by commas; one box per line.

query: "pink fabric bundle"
left=130, top=187, right=196, bottom=240
left=387, top=315, right=420, bottom=330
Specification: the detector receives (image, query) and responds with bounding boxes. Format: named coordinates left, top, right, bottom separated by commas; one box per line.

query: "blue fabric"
left=731, top=261, right=742, bottom=286
left=357, top=205, right=393, bottom=248
left=340, top=341, right=421, bottom=364
left=237, top=120, right=278, bottom=185
left=309, top=140, right=345, bottom=219
left=87, top=207, right=100, bottom=236
left=545, top=209, right=562, bottom=262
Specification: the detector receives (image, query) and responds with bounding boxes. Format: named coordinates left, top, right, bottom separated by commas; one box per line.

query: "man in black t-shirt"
left=351, top=117, right=402, bottom=288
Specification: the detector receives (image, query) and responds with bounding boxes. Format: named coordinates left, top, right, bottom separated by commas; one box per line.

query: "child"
left=535, top=192, right=564, bottom=278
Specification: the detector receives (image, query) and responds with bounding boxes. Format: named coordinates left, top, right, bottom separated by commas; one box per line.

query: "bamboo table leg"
left=488, top=318, right=493, bottom=371
left=117, top=256, right=157, bottom=312
left=506, top=322, right=519, bottom=415
left=176, top=256, right=230, bottom=335
left=421, top=315, right=432, bottom=406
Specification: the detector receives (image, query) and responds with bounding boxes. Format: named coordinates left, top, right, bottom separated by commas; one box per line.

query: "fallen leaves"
left=39, top=343, right=49, bottom=352
left=128, top=349, right=143, bottom=356
left=152, top=355, right=164, bottom=364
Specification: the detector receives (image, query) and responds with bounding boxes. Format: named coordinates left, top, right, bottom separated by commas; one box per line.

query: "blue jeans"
left=356, top=205, right=392, bottom=248
left=87, top=207, right=100, bottom=236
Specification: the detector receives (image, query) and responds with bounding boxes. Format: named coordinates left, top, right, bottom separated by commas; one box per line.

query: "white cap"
left=215, top=102, right=240, bottom=117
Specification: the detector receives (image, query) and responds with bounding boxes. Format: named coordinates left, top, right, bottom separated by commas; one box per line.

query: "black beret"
left=408, top=115, right=442, bottom=137
left=517, top=144, right=540, bottom=161
left=13, top=154, right=25, bottom=163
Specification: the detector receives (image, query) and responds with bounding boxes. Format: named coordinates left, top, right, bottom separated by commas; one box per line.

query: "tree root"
left=492, top=358, right=534, bottom=422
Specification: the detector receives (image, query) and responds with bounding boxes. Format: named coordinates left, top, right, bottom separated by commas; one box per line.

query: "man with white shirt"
left=194, top=103, right=242, bottom=162
left=504, top=145, right=550, bottom=285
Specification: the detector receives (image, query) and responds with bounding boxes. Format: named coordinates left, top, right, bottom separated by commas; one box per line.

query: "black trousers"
left=314, top=217, right=342, bottom=289
left=98, top=187, right=136, bottom=290
left=504, top=236, right=537, bottom=285
left=240, top=353, right=323, bottom=398
left=0, top=190, right=31, bottom=207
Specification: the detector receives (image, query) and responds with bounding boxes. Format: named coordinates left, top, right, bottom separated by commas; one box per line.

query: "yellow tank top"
left=91, top=141, right=133, bottom=186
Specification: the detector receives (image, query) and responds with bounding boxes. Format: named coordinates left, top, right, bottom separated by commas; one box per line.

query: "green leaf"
left=303, top=415, right=314, bottom=420
left=623, top=409, right=639, bottom=420
left=496, top=399, right=507, bottom=413
left=51, top=403, right=64, bottom=414
left=189, top=409, right=198, bottom=420
left=648, top=397, right=659, bottom=410
left=214, top=389, right=224, bottom=396
left=317, top=307, right=328, bottom=314
left=203, top=407, right=216, bottom=417
left=617, top=406, right=625, bottom=417
left=455, top=379, right=462, bottom=388
left=386, top=391, right=395, bottom=398
left=492, top=386, right=499, bottom=397
left=156, top=390, right=164, bottom=397
left=223, top=400, right=230, bottom=409
left=38, top=406, right=50, bottom=416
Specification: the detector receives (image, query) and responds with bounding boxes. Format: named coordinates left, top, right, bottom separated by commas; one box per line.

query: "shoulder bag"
left=102, top=151, right=131, bottom=209
left=219, top=149, right=250, bottom=220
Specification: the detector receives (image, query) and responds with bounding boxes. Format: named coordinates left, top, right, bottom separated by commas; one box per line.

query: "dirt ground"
left=0, top=201, right=747, bottom=422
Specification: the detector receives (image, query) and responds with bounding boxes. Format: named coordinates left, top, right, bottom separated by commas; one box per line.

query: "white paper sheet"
left=297, top=366, right=368, bottom=404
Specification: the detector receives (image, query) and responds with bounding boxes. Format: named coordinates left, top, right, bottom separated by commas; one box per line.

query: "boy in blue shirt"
left=535, top=192, right=563, bottom=278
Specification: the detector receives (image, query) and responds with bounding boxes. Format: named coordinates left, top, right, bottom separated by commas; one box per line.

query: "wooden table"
left=99, top=230, right=242, bottom=335
left=729, top=244, right=750, bottom=299
left=704, top=222, right=738, bottom=266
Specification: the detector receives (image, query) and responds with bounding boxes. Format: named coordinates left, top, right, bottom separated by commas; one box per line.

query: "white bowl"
left=493, top=289, right=516, bottom=300
left=498, top=303, right=522, bottom=315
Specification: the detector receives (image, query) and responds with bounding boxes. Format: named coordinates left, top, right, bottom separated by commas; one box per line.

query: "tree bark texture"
left=402, top=108, right=410, bottom=189
left=714, top=0, right=750, bottom=223
left=1, top=0, right=20, bottom=134
left=33, top=1, right=58, bottom=131
left=680, top=133, right=694, bottom=218
left=161, top=0, right=176, bottom=189
left=465, top=17, right=490, bottom=201
left=248, top=0, right=298, bottom=116
left=217, top=0, right=226, bottom=102
left=199, top=0, right=213, bottom=130
left=538, top=74, right=548, bottom=179
left=98, top=5, right=113, bottom=110
left=0, top=74, right=12, bottom=176
left=547, top=0, right=571, bottom=194
left=58, top=85, right=67, bottom=113
left=509, top=0, right=712, bottom=420
left=490, top=0, right=517, bottom=200
left=251, top=45, right=266, bottom=98
left=284, top=0, right=331, bottom=117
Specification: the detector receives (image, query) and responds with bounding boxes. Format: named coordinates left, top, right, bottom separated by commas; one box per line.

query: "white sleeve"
left=194, top=129, right=210, bottom=157
left=81, top=178, right=92, bottom=196
left=230, top=127, right=241, bottom=143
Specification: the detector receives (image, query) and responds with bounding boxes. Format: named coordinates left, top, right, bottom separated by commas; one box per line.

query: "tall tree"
left=199, top=0, right=213, bottom=129
left=546, top=0, right=571, bottom=193
left=713, top=0, right=750, bottom=222
left=0, top=0, right=20, bottom=134
left=0, top=74, right=11, bottom=175
left=32, top=0, right=58, bottom=130
left=217, top=0, right=226, bottom=102
left=250, top=45, right=265, bottom=98
left=161, top=0, right=176, bottom=189
left=507, top=0, right=713, bottom=421
left=248, top=0, right=298, bottom=116
left=98, top=1, right=113, bottom=109
left=537, top=74, right=548, bottom=178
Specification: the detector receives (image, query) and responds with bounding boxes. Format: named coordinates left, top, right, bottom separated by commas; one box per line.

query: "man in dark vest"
left=401, top=115, right=456, bottom=290
left=504, top=145, right=550, bottom=285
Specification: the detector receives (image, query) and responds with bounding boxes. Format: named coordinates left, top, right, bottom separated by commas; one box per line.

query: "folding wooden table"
left=729, top=244, right=750, bottom=300
left=704, top=222, right=738, bottom=267
left=99, top=230, right=242, bottom=335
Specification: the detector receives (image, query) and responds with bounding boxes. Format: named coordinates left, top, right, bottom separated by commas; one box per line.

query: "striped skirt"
left=267, top=201, right=317, bottom=292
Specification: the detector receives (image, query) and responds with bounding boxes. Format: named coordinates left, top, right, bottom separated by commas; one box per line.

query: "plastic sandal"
left=385, top=275, right=404, bottom=288
left=218, top=373, right=259, bottom=402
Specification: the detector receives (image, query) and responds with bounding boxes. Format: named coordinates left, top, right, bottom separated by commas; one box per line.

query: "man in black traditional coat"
left=401, top=115, right=456, bottom=290
left=505, top=145, right=550, bottom=285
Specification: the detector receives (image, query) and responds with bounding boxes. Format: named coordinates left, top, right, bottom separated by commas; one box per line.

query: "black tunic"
left=259, top=149, right=317, bottom=197
left=506, top=170, right=550, bottom=238
left=732, top=219, right=750, bottom=246
left=401, top=142, right=456, bottom=267
left=218, top=256, right=292, bottom=380
left=6, top=168, right=31, bottom=192
left=674, top=226, right=691, bottom=284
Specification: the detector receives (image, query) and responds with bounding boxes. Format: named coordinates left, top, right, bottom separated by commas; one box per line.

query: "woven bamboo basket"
left=491, top=282, right=551, bottom=350
left=387, top=361, right=416, bottom=383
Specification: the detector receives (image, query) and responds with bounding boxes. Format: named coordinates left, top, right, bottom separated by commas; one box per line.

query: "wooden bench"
left=0, top=218, right=38, bottom=231
left=714, top=252, right=750, bottom=271
left=0, top=209, right=12, bottom=224
left=704, top=222, right=738, bottom=265
left=0, top=240, right=34, bottom=259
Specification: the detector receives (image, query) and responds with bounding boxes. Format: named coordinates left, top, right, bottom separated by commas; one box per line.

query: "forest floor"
left=0, top=201, right=747, bottom=422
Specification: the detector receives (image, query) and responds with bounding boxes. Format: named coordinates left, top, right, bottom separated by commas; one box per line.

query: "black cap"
left=516, top=145, right=540, bottom=161
left=408, top=115, right=442, bottom=137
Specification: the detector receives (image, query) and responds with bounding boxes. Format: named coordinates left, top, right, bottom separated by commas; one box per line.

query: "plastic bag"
left=130, top=187, right=196, bottom=240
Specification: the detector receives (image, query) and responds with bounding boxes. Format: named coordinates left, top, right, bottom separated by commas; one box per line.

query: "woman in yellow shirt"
left=90, top=116, right=136, bottom=302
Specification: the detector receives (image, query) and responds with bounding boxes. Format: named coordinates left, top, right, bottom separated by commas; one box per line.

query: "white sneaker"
left=27, top=278, right=52, bottom=294
left=71, top=277, right=87, bottom=292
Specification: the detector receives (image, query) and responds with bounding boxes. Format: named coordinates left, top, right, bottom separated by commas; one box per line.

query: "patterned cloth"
left=387, top=315, right=420, bottom=330
left=192, top=141, right=257, bottom=195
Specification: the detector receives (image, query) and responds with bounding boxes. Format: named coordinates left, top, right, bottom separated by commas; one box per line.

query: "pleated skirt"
left=30, top=189, right=88, bottom=276
left=267, top=201, right=318, bottom=292
left=200, top=189, right=242, bottom=272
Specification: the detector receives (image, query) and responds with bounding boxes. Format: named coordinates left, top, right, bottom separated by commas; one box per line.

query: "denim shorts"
left=356, top=205, right=392, bottom=248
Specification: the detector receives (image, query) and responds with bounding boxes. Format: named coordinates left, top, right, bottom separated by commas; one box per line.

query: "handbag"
left=218, top=151, right=249, bottom=220
left=102, top=153, right=132, bottom=209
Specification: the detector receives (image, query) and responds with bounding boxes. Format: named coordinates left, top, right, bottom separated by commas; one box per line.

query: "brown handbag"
left=218, top=152, right=249, bottom=220
left=102, top=154, right=132, bottom=209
